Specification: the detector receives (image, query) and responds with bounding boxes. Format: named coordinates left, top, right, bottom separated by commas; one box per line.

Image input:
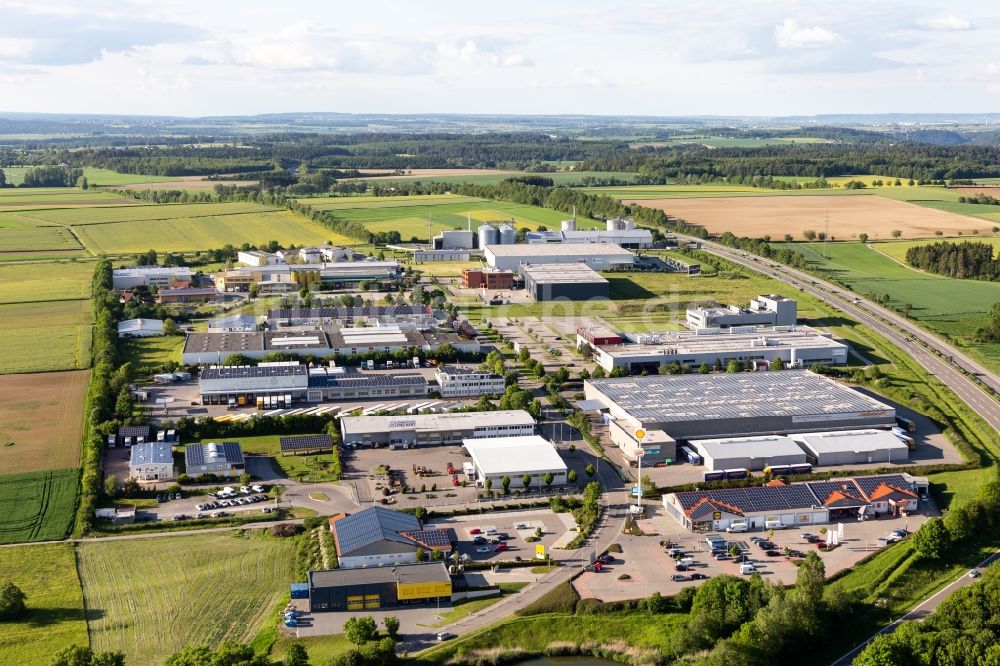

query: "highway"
left=678, top=235, right=1000, bottom=437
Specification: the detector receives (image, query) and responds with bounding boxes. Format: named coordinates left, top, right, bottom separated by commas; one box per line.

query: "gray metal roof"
left=333, top=507, right=421, bottom=556
left=118, top=425, right=151, bottom=439
left=201, top=365, right=307, bottom=380
left=129, top=440, right=173, bottom=465
left=587, top=371, right=892, bottom=424
left=309, top=561, right=449, bottom=588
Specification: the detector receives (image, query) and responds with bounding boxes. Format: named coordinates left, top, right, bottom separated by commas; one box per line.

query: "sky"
left=1, top=0, right=998, bottom=117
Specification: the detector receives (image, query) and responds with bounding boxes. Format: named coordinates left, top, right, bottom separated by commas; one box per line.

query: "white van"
left=740, top=563, right=757, bottom=575
left=765, top=520, right=786, bottom=530
left=726, top=523, right=748, bottom=533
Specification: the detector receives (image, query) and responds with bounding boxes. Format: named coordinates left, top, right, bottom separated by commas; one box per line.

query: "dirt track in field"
left=626, top=194, right=995, bottom=240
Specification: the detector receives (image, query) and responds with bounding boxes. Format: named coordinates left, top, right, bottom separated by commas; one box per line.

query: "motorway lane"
left=682, top=237, right=1000, bottom=437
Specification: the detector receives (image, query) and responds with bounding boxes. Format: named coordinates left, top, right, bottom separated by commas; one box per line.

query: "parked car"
left=173, top=493, right=182, bottom=500
left=787, top=550, right=807, bottom=558
left=715, top=553, right=730, bottom=561
left=800, top=532, right=816, bottom=541
left=252, top=485, right=265, bottom=493
left=215, top=511, right=231, bottom=517
left=599, top=554, right=614, bottom=564
left=497, top=533, right=511, bottom=541
left=475, top=546, right=491, bottom=554
left=469, top=528, right=482, bottom=535
left=749, top=536, right=764, bottom=543
left=667, top=548, right=684, bottom=557
left=671, top=574, right=690, bottom=582
left=690, top=573, right=709, bottom=580
left=674, top=563, right=690, bottom=572
left=740, top=563, right=757, bottom=575
left=765, top=550, right=782, bottom=557
left=171, top=514, right=189, bottom=521
left=815, top=541, right=827, bottom=549
left=495, top=543, right=508, bottom=553
left=726, top=523, right=748, bottom=533
left=733, top=554, right=751, bottom=563
left=473, top=536, right=488, bottom=545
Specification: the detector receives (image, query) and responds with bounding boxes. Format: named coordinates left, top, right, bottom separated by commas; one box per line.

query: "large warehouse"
left=519, top=263, right=610, bottom=301
left=484, top=242, right=636, bottom=271
left=340, top=410, right=536, bottom=448
left=792, top=430, right=910, bottom=466
left=589, top=326, right=848, bottom=373
left=308, top=562, right=452, bottom=612
left=464, top=435, right=568, bottom=489
left=689, top=435, right=808, bottom=472
left=583, top=371, right=896, bottom=441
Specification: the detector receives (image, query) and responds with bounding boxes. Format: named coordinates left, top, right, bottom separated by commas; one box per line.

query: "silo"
left=606, top=218, right=619, bottom=231
left=478, top=224, right=498, bottom=249
left=498, top=223, right=517, bottom=245
left=622, top=217, right=635, bottom=230
left=561, top=218, right=576, bottom=232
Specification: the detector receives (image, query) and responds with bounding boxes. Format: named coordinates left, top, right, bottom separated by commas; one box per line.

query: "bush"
left=270, top=523, right=302, bottom=538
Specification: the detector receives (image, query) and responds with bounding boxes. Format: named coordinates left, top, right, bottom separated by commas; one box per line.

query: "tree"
left=645, top=591, right=671, bottom=613
left=891, top=229, right=903, bottom=238
left=568, top=469, right=578, bottom=483
left=501, top=475, right=511, bottom=495
left=166, top=642, right=272, bottom=666
left=858, top=233, right=869, bottom=243
left=484, top=477, right=493, bottom=494
left=768, top=357, right=784, bottom=371
left=794, top=552, right=826, bottom=609
left=284, top=643, right=310, bottom=666
left=803, top=230, right=817, bottom=241
left=522, top=473, right=532, bottom=490
left=913, top=517, right=951, bottom=560
left=51, top=646, right=126, bottom=666
left=726, top=360, right=742, bottom=373
left=543, top=471, right=555, bottom=489
left=699, top=362, right=710, bottom=374
left=103, top=474, right=119, bottom=499
left=0, top=581, right=26, bottom=620
left=783, top=234, right=793, bottom=242
left=383, top=615, right=400, bottom=641
left=343, top=616, right=378, bottom=646
left=584, top=464, right=595, bottom=477
left=115, top=387, right=133, bottom=420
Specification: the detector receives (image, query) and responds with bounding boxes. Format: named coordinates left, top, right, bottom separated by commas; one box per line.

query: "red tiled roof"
left=765, top=479, right=788, bottom=487
left=869, top=483, right=918, bottom=501
left=821, top=490, right=867, bottom=507
left=686, top=496, right=744, bottom=519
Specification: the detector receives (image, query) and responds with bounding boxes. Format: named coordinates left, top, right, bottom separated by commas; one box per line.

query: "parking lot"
left=427, top=508, right=575, bottom=564
left=573, top=501, right=932, bottom=601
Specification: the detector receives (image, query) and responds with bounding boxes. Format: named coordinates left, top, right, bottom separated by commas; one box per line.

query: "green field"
left=0, top=212, right=85, bottom=253
left=121, top=335, right=185, bottom=374
left=0, top=543, right=89, bottom=664
left=0, top=187, right=144, bottom=211
left=196, top=434, right=339, bottom=482
left=78, top=532, right=297, bottom=665
left=0, top=468, right=78, bottom=543
left=774, top=241, right=1000, bottom=372
left=299, top=194, right=600, bottom=239
left=2, top=167, right=181, bottom=187
left=0, top=300, right=93, bottom=374
left=0, top=260, right=94, bottom=304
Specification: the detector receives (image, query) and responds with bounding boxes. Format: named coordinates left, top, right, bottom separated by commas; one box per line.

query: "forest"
left=905, top=241, right=1000, bottom=281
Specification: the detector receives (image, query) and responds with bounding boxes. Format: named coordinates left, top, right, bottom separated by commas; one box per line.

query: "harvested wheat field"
left=628, top=194, right=995, bottom=239
left=0, top=370, right=87, bottom=472
left=140, top=177, right=258, bottom=190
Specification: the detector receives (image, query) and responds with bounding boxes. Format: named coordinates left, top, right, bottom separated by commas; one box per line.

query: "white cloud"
left=436, top=40, right=533, bottom=67
left=918, top=15, right=973, bottom=31
left=774, top=18, right=842, bottom=49
left=987, top=63, right=1000, bottom=75
left=572, top=66, right=611, bottom=88
left=987, top=83, right=1000, bottom=94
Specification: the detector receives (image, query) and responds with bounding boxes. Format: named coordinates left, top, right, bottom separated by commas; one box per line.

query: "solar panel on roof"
left=280, top=435, right=334, bottom=451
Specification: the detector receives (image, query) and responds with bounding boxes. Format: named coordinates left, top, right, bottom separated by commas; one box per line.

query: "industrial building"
left=237, top=250, right=284, bottom=266
left=434, top=365, right=506, bottom=397
left=527, top=216, right=654, bottom=248
left=576, top=325, right=623, bottom=349
left=663, top=473, right=922, bottom=532
left=462, top=268, right=515, bottom=290
left=308, top=562, right=452, bottom=612
left=116, top=425, right=151, bottom=447
left=267, top=306, right=446, bottom=330
left=519, top=263, right=610, bottom=301
left=128, top=441, right=175, bottom=481
left=607, top=419, right=676, bottom=466
left=117, top=318, right=164, bottom=338
left=330, top=507, right=452, bottom=569
left=583, top=371, right=896, bottom=442
left=157, top=287, right=217, bottom=304
left=792, top=430, right=910, bottom=466
left=112, top=266, right=192, bottom=290
left=197, top=363, right=429, bottom=405
left=477, top=222, right=518, bottom=249
left=588, top=326, right=848, bottom=373
left=433, top=229, right=475, bottom=250
left=687, top=295, right=797, bottom=330
left=689, top=435, right=808, bottom=472
left=413, top=248, right=471, bottom=262
left=214, top=260, right=403, bottom=294
left=340, top=410, right=536, bottom=448
left=208, top=314, right=258, bottom=332
left=182, top=325, right=478, bottom=364
left=484, top=242, right=636, bottom=272
left=184, top=442, right=245, bottom=477
left=464, top=436, right=568, bottom=489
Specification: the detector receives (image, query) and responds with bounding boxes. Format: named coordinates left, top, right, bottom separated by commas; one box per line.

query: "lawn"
left=77, top=531, right=298, bottom=665
left=195, top=434, right=340, bottom=482
left=0, top=260, right=94, bottom=303
left=0, top=543, right=88, bottom=664
left=0, top=370, right=87, bottom=473
left=121, top=335, right=185, bottom=374
left=0, top=468, right=78, bottom=543
left=420, top=583, right=529, bottom=628
left=0, top=300, right=93, bottom=374
left=269, top=635, right=355, bottom=666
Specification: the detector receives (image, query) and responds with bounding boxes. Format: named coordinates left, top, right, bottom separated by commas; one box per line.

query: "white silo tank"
left=622, top=217, right=635, bottom=230
left=498, top=224, right=517, bottom=245
left=561, top=218, right=576, bottom=232
left=606, top=218, right=619, bottom=231
left=478, top=224, right=498, bottom=249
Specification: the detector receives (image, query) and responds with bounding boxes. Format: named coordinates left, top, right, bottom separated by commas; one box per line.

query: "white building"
left=435, top=365, right=506, bottom=397
left=207, top=314, right=258, bottom=333
left=464, top=436, right=568, bottom=489
left=237, top=250, right=285, bottom=267
left=112, top=267, right=192, bottom=290
left=687, top=295, right=798, bottom=330
left=484, top=242, right=636, bottom=272
left=413, top=248, right=471, bottom=263
left=689, top=435, right=809, bottom=472
left=128, top=441, right=175, bottom=481
left=118, top=318, right=165, bottom=338
left=791, top=430, right=910, bottom=466
left=341, top=410, right=535, bottom=448
left=184, top=442, right=245, bottom=477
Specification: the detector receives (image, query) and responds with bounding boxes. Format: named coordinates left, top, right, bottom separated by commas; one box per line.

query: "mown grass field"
left=0, top=300, right=93, bottom=374
left=2, top=167, right=181, bottom=187
left=195, top=434, right=339, bottom=482
left=0, top=543, right=88, bottom=664
left=0, top=370, right=87, bottom=473
left=0, top=212, right=85, bottom=253
left=78, top=532, right=297, bottom=665
left=0, top=260, right=94, bottom=303
left=121, top=335, right=185, bottom=374
left=773, top=242, right=1000, bottom=372
left=0, top=468, right=78, bottom=543
left=299, top=194, right=601, bottom=239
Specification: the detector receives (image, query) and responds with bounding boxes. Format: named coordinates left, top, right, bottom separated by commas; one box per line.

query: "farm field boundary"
left=0, top=468, right=78, bottom=544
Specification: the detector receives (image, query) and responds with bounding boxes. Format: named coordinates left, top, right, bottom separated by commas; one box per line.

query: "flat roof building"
left=576, top=324, right=623, bottom=348
left=583, top=370, right=896, bottom=441
left=158, top=287, right=217, bottom=304
left=484, top=242, right=636, bottom=272
left=689, top=435, right=808, bottom=472
left=590, top=325, right=848, bottom=373
left=434, top=365, right=505, bottom=397
left=118, top=318, right=164, bottom=338
left=526, top=229, right=654, bottom=248
left=464, top=435, right=568, bottom=489
left=519, top=263, right=610, bottom=301
left=414, top=248, right=471, bottom=262
left=208, top=314, right=258, bottom=333
left=687, top=295, right=797, bottom=330
left=267, top=306, right=445, bottom=330
left=128, top=441, right=175, bottom=481
left=462, top=268, right=515, bottom=290
left=341, top=410, right=535, bottom=448
left=792, top=429, right=910, bottom=466
left=308, top=562, right=451, bottom=612
left=112, top=266, right=192, bottom=290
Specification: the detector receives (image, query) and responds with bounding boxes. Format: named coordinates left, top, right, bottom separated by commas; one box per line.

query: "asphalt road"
left=680, top=236, right=1000, bottom=438
left=829, top=549, right=1000, bottom=666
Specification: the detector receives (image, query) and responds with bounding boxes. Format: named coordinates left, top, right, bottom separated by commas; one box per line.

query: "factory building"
left=237, top=250, right=284, bottom=266
left=433, top=229, right=475, bottom=250
left=525, top=229, right=654, bottom=248
left=589, top=326, right=848, bottom=373
left=157, top=287, right=217, bottom=304
left=792, top=430, right=910, bottom=466
left=464, top=436, right=568, bottom=489
left=687, top=295, right=797, bottom=330
left=484, top=242, right=636, bottom=272
left=128, top=441, right=176, bottom=481
left=462, top=268, right=515, bottom=290
left=214, top=260, right=403, bottom=294
left=267, top=306, right=446, bottom=330
left=112, top=266, right=192, bottom=290
left=689, top=435, right=809, bottom=472
left=663, top=473, right=922, bottom=532
left=576, top=325, right=623, bottom=349
left=340, top=410, right=535, bottom=448
left=208, top=314, right=258, bottom=332
left=308, top=562, right=452, bottom=612
left=117, top=318, right=164, bottom=338
left=519, top=263, right=610, bottom=301
left=413, top=248, right=471, bottom=262
left=583, top=371, right=896, bottom=442
left=329, top=507, right=452, bottom=570
left=434, top=365, right=506, bottom=397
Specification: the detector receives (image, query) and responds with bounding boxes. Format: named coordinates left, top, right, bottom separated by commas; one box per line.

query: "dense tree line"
left=905, top=241, right=1000, bottom=281
left=21, top=165, right=83, bottom=187
left=977, top=303, right=1000, bottom=343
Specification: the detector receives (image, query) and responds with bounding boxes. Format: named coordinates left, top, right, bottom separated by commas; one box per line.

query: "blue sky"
left=1, top=0, right=998, bottom=116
